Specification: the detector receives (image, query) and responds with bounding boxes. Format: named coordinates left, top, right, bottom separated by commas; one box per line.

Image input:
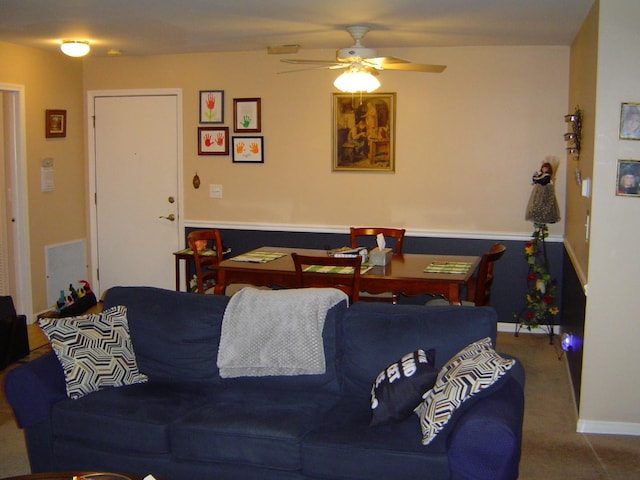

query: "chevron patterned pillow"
left=39, top=305, right=148, bottom=399
left=414, top=337, right=514, bottom=445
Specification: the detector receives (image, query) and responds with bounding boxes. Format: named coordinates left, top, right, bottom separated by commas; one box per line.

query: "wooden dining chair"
left=291, top=253, right=362, bottom=303
left=427, top=243, right=507, bottom=306
left=350, top=227, right=406, bottom=303
left=187, top=230, right=224, bottom=294
left=350, top=227, right=406, bottom=254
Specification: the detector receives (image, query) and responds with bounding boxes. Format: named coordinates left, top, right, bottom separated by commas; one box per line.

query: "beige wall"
left=84, top=46, right=569, bottom=236
left=565, top=5, right=598, bottom=284
left=0, top=42, right=86, bottom=313
left=578, top=0, right=640, bottom=433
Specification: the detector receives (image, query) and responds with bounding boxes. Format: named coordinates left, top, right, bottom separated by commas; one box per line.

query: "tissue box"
left=369, top=247, right=392, bottom=266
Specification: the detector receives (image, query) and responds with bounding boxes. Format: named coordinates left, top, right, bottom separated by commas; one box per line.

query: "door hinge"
left=92, top=115, right=96, bottom=128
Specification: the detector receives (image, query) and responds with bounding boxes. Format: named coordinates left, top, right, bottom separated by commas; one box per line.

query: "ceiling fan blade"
left=277, top=64, right=349, bottom=74
left=366, top=56, right=410, bottom=66
left=377, top=62, right=447, bottom=73
left=281, top=59, right=345, bottom=66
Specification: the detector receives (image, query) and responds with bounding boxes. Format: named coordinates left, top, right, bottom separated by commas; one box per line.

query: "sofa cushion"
left=302, top=398, right=450, bottom=480
left=102, top=286, right=229, bottom=385
left=341, top=303, right=498, bottom=398
left=415, top=337, right=515, bottom=445
left=38, top=306, right=148, bottom=399
left=171, top=388, right=341, bottom=471
left=370, top=348, right=437, bottom=426
left=51, top=381, right=213, bottom=454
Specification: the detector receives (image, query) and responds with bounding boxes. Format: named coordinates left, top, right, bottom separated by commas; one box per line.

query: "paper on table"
left=376, top=233, right=385, bottom=250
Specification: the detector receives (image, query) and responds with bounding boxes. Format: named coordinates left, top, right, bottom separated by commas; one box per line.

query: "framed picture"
left=332, top=92, right=396, bottom=172
left=232, top=136, right=264, bottom=163
left=619, top=102, right=640, bottom=140
left=198, top=127, right=229, bottom=155
left=616, top=159, right=640, bottom=196
left=233, top=98, right=261, bottom=132
left=199, top=90, right=224, bottom=123
left=45, top=109, right=66, bottom=138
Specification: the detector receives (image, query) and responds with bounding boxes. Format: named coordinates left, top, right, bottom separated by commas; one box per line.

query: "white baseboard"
left=577, top=419, right=640, bottom=437
left=498, top=322, right=559, bottom=334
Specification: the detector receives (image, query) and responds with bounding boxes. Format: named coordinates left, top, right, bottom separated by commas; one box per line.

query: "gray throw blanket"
left=217, top=287, right=347, bottom=378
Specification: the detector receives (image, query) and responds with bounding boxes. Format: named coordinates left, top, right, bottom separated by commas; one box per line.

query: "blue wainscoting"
left=184, top=227, right=564, bottom=328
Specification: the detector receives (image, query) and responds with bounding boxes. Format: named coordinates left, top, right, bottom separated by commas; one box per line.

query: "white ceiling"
left=0, top=0, right=594, bottom=57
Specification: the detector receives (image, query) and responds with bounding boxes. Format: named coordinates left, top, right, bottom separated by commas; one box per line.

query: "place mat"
left=174, top=247, right=217, bottom=256
left=230, top=251, right=287, bottom=263
left=303, top=265, right=373, bottom=275
left=423, top=261, right=473, bottom=274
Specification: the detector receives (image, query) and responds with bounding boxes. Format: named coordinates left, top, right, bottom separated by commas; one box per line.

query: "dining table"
left=213, top=246, right=480, bottom=305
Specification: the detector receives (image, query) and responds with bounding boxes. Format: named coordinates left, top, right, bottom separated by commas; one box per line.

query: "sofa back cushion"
left=103, top=286, right=229, bottom=385
left=340, top=303, right=498, bottom=398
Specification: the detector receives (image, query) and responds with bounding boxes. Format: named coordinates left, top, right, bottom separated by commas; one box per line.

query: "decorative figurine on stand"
left=525, top=161, right=560, bottom=225
left=516, top=158, right=560, bottom=341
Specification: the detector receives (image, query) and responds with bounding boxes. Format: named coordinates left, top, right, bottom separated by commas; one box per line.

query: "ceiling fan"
left=280, top=26, right=447, bottom=76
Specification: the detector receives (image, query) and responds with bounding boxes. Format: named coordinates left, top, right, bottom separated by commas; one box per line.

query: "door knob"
left=159, top=214, right=176, bottom=221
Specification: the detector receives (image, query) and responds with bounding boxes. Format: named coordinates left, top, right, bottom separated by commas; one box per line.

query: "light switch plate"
left=209, top=184, right=223, bottom=198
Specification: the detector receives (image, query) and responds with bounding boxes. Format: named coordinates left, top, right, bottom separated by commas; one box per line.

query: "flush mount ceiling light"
left=333, top=66, right=380, bottom=93
left=60, top=40, right=90, bottom=57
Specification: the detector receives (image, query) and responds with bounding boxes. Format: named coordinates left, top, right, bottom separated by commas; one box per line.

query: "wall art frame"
left=619, top=102, right=640, bottom=140
left=198, top=126, right=229, bottom=155
left=45, top=109, right=66, bottom=138
left=232, top=136, right=264, bottom=163
left=616, top=159, right=640, bottom=197
left=199, top=90, right=224, bottom=124
left=332, top=92, right=396, bottom=172
left=233, top=98, right=261, bottom=132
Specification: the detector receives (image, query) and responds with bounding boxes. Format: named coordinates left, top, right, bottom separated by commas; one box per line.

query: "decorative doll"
left=525, top=160, right=560, bottom=224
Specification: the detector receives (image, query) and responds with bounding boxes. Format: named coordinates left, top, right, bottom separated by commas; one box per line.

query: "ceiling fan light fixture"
left=60, top=40, right=90, bottom=57
left=333, top=69, right=380, bottom=93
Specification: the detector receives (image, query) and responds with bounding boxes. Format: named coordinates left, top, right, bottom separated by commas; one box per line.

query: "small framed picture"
left=45, top=109, right=66, bottom=138
left=199, top=90, right=224, bottom=124
left=198, top=127, right=229, bottom=155
left=233, top=98, right=261, bottom=132
left=616, top=159, right=640, bottom=196
left=232, top=136, right=264, bottom=163
left=619, top=102, right=640, bottom=140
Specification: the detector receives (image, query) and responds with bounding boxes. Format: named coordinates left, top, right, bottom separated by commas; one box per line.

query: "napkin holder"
left=369, top=247, right=392, bottom=266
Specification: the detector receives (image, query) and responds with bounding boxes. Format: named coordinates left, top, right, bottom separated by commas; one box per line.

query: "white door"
left=91, top=92, right=182, bottom=297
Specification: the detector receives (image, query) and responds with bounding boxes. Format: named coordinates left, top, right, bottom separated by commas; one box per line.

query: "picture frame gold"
left=616, top=159, right=640, bottom=196
left=45, top=109, right=66, bottom=138
left=619, top=102, right=640, bottom=140
left=332, top=93, right=395, bottom=172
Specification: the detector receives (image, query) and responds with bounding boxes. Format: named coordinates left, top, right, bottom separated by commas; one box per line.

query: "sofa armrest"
left=447, top=375, right=524, bottom=480
left=3, top=352, right=67, bottom=428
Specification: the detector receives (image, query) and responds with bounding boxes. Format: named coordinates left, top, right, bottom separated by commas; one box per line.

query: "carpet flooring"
left=1, top=322, right=639, bottom=479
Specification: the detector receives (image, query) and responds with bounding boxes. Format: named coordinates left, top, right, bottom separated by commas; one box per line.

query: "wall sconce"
left=61, top=40, right=90, bottom=57
left=564, top=107, right=582, bottom=158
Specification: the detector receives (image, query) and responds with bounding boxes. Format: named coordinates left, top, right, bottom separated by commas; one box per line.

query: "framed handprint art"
left=198, top=127, right=229, bottom=155
left=232, top=136, right=264, bottom=163
left=199, top=90, right=224, bottom=123
left=233, top=98, right=261, bottom=132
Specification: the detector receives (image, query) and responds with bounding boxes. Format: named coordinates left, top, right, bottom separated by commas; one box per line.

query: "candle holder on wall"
left=564, top=107, right=583, bottom=187
left=564, top=107, right=582, bottom=158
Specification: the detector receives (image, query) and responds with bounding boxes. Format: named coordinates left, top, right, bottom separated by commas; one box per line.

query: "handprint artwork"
left=233, top=98, right=261, bottom=132
left=199, top=91, right=223, bottom=123
left=232, top=137, right=263, bottom=163
left=198, top=127, right=229, bottom=155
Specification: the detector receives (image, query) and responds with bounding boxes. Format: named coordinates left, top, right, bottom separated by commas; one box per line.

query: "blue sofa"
left=4, top=286, right=524, bottom=480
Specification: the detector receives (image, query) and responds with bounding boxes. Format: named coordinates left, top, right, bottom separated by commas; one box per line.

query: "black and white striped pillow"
left=39, top=305, right=148, bottom=399
left=414, top=337, right=514, bottom=445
